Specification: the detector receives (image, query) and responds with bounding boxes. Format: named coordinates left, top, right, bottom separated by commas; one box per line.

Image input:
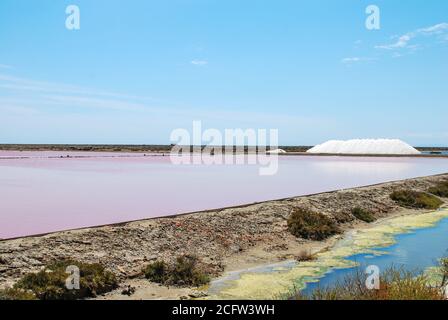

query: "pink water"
left=1, top=151, right=448, bottom=239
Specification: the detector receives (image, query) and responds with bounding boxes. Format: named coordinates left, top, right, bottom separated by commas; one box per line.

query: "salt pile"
left=267, top=149, right=287, bottom=154
left=307, top=139, right=421, bottom=155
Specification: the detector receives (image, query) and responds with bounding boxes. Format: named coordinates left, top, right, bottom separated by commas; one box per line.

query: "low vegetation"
left=287, top=208, right=340, bottom=241
left=332, top=211, right=354, bottom=224
left=438, top=257, right=448, bottom=288
left=351, top=207, right=376, bottom=223
left=144, top=260, right=167, bottom=284
left=0, top=144, right=173, bottom=153
left=144, top=255, right=210, bottom=287
left=292, top=267, right=446, bottom=300
left=390, top=190, right=443, bottom=210
left=0, top=288, right=37, bottom=300
left=428, top=181, right=448, bottom=198
left=0, top=144, right=311, bottom=154
left=295, top=250, right=316, bottom=262
left=2, top=259, right=118, bottom=300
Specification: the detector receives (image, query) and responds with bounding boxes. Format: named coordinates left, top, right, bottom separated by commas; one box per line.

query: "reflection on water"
left=1, top=152, right=448, bottom=238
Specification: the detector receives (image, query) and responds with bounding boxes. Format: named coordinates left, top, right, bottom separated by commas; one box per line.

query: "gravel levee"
left=1, top=173, right=447, bottom=290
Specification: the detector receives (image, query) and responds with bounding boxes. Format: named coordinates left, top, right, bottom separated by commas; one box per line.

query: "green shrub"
left=332, top=211, right=354, bottom=224
left=428, top=181, right=448, bottom=198
left=14, top=259, right=118, bottom=300
left=143, top=255, right=210, bottom=287
left=0, top=288, right=37, bottom=300
left=143, top=260, right=167, bottom=283
left=287, top=208, right=340, bottom=241
left=439, top=257, right=448, bottom=287
left=351, top=207, right=376, bottom=223
left=295, top=250, right=316, bottom=262
left=390, top=190, right=443, bottom=210
left=292, top=267, right=445, bottom=300
left=170, top=256, right=210, bottom=287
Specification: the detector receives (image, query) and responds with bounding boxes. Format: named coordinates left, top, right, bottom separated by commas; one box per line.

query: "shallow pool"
left=302, top=217, right=448, bottom=295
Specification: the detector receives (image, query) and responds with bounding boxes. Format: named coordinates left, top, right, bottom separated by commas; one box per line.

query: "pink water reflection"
left=1, top=152, right=448, bottom=239
left=0, top=150, right=153, bottom=158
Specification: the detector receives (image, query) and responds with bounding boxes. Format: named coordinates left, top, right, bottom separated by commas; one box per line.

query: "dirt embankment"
left=1, top=174, right=447, bottom=296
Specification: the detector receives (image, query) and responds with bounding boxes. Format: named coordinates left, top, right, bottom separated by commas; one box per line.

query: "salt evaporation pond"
left=1, top=151, right=448, bottom=239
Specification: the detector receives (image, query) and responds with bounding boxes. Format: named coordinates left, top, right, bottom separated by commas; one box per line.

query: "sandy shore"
left=1, top=173, right=448, bottom=299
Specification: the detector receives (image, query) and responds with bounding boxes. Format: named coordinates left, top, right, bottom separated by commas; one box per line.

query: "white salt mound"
left=267, top=149, right=287, bottom=154
left=307, top=139, right=421, bottom=155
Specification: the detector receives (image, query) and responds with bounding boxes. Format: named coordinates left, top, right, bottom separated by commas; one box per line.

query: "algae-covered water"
left=302, top=214, right=448, bottom=295
left=207, top=209, right=448, bottom=299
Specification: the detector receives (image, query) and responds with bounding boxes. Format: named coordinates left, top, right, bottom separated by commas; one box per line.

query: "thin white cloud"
left=0, top=64, right=13, bottom=69
left=0, top=71, right=326, bottom=132
left=341, top=57, right=376, bottom=64
left=342, top=57, right=361, bottom=63
left=376, top=34, right=414, bottom=50
left=0, top=73, right=170, bottom=114
left=418, top=23, right=448, bottom=35
left=375, top=22, right=448, bottom=51
left=191, top=59, right=208, bottom=66
left=0, top=74, right=156, bottom=102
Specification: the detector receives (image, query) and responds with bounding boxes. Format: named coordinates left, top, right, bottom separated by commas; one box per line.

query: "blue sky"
left=0, top=0, right=447, bottom=146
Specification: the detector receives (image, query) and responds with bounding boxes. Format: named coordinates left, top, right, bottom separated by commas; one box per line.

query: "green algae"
left=207, top=209, right=448, bottom=300
left=424, top=266, right=444, bottom=287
